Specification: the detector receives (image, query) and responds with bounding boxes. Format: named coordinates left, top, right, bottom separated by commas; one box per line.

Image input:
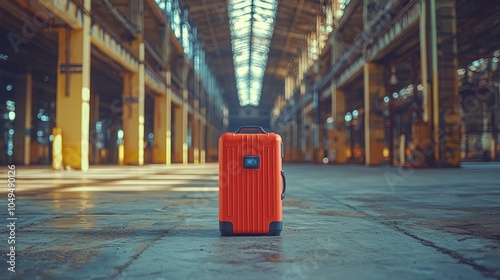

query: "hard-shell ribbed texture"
left=219, top=132, right=282, bottom=234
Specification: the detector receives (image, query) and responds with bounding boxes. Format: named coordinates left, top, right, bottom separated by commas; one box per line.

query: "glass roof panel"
left=229, top=0, right=278, bottom=106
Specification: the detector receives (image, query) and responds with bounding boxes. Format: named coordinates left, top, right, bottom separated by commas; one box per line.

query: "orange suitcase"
left=219, top=126, right=286, bottom=236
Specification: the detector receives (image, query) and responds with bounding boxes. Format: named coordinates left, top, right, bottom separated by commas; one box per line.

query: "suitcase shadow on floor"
left=168, top=228, right=221, bottom=237
left=167, top=228, right=284, bottom=238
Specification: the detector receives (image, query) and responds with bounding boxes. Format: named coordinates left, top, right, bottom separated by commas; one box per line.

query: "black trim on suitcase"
left=220, top=221, right=282, bottom=236
left=219, top=221, right=234, bottom=236
left=268, top=221, right=282, bottom=236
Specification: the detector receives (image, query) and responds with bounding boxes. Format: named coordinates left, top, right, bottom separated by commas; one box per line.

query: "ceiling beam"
left=201, top=0, right=226, bottom=71
left=274, top=28, right=305, bottom=40
left=271, top=0, right=305, bottom=80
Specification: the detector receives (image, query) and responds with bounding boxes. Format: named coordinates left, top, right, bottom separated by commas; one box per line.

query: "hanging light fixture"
left=389, top=66, right=399, bottom=86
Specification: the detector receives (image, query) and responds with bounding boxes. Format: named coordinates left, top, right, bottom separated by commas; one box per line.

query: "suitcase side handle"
left=281, top=170, right=286, bottom=200
left=235, top=126, right=267, bottom=134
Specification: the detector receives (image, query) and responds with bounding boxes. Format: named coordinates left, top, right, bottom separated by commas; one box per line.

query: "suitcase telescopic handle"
left=235, top=126, right=267, bottom=134
left=281, top=170, right=286, bottom=200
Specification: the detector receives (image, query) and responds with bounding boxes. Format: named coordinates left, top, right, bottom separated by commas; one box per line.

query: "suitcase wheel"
left=219, top=221, right=234, bottom=236
left=268, top=221, right=283, bottom=236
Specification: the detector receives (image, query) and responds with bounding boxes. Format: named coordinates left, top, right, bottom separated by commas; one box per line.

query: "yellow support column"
left=122, top=61, right=145, bottom=165
left=55, top=1, right=91, bottom=170
left=420, top=0, right=430, bottom=123
left=14, top=71, right=32, bottom=165
left=199, top=117, right=206, bottom=163
left=191, top=121, right=200, bottom=164
left=188, top=117, right=194, bottom=163
left=52, top=127, right=62, bottom=170
left=332, top=87, right=347, bottom=164
left=153, top=69, right=172, bottom=165
left=123, top=0, right=144, bottom=166
left=174, top=105, right=188, bottom=163
left=193, top=110, right=200, bottom=164
left=118, top=143, right=125, bottom=166
left=175, top=59, right=189, bottom=164
left=165, top=69, right=172, bottom=165
left=157, top=23, right=172, bottom=165
left=364, top=63, right=385, bottom=166
left=153, top=93, right=170, bottom=164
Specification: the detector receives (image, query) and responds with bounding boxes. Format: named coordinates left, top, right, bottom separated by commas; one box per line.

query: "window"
left=229, top=0, right=278, bottom=106
left=182, top=23, right=190, bottom=57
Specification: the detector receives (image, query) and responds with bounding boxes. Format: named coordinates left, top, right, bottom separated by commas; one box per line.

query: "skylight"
left=228, top=0, right=277, bottom=106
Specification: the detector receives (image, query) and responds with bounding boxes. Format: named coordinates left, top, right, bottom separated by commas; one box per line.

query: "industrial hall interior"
left=1, top=0, right=500, bottom=280
left=0, top=0, right=499, bottom=168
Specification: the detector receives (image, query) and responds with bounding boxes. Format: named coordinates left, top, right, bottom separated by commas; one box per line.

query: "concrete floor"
left=1, top=162, right=499, bottom=279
